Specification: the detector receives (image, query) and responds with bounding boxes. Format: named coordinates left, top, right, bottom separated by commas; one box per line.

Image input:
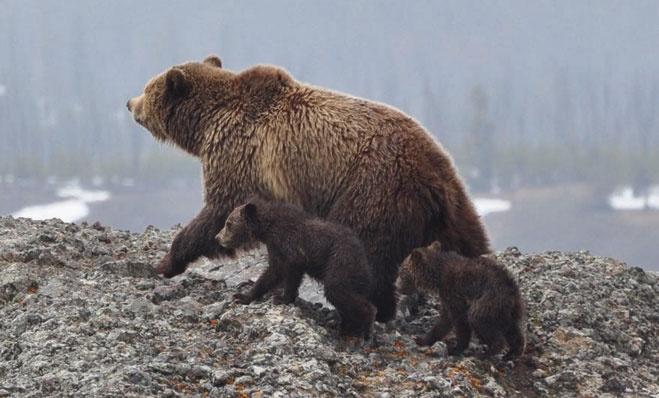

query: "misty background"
left=1, top=1, right=658, bottom=270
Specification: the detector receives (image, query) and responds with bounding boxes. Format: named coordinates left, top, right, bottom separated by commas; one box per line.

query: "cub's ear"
left=203, top=55, right=222, bottom=68
left=243, top=203, right=257, bottom=222
left=429, top=241, right=442, bottom=252
left=165, top=68, right=191, bottom=97
left=410, top=249, right=423, bottom=263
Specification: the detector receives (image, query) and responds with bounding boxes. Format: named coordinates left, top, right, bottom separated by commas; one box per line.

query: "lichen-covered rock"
left=0, top=216, right=657, bottom=397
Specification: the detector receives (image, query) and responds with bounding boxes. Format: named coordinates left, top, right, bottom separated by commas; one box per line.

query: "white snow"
left=608, top=186, right=659, bottom=211
left=12, top=180, right=111, bottom=223
left=473, top=197, right=512, bottom=216
left=12, top=199, right=90, bottom=223
left=0, top=84, right=6, bottom=97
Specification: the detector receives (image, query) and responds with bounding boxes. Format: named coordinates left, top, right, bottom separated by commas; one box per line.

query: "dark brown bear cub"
left=216, top=198, right=376, bottom=339
left=396, top=242, right=525, bottom=360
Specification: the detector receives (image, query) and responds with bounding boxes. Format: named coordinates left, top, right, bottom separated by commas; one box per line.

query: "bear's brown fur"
left=127, top=55, right=490, bottom=322
left=396, top=241, right=525, bottom=359
left=216, top=198, right=376, bottom=338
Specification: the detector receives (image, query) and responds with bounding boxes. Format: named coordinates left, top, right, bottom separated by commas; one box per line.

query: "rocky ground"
left=0, top=216, right=657, bottom=397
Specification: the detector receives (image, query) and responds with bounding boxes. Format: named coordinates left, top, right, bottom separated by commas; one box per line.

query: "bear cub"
left=396, top=241, right=525, bottom=360
left=216, top=198, right=376, bottom=339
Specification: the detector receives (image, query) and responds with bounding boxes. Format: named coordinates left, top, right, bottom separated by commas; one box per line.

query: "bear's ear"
left=429, top=241, right=442, bottom=252
left=203, top=55, right=222, bottom=68
left=243, top=203, right=257, bottom=223
left=165, top=68, right=191, bottom=98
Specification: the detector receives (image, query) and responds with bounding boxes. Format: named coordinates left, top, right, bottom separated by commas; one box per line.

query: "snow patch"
left=608, top=186, right=659, bottom=211
left=473, top=197, right=512, bottom=216
left=12, top=180, right=111, bottom=223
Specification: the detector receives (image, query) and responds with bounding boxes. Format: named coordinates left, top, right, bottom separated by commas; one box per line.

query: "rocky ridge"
left=0, top=216, right=657, bottom=397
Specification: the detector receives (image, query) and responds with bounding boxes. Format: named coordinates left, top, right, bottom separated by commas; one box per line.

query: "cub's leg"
left=448, top=310, right=472, bottom=356
left=234, top=266, right=283, bottom=304
left=325, top=287, right=376, bottom=339
left=273, top=270, right=304, bottom=305
left=415, top=309, right=453, bottom=346
left=502, top=323, right=526, bottom=360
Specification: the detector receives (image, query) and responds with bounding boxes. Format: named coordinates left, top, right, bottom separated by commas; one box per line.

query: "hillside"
left=0, top=216, right=657, bottom=397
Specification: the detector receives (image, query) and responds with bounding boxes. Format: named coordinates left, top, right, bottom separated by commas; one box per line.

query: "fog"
left=1, top=1, right=658, bottom=270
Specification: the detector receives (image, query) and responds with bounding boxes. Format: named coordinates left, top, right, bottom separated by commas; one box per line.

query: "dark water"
left=2, top=180, right=658, bottom=271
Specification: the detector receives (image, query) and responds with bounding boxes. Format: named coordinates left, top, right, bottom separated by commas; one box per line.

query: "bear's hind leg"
left=371, top=276, right=397, bottom=323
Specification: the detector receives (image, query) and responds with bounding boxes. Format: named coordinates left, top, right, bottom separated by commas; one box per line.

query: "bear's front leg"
left=156, top=204, right=233, bottom=278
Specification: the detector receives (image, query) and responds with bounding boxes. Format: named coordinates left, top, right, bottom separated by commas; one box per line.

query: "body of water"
left=2, top=179, right=658, bottom=271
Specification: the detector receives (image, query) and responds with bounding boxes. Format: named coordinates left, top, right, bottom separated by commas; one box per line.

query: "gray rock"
left=101, top=260, right=158, bottom=278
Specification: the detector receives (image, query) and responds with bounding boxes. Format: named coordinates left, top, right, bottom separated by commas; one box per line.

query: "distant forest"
left=1, top=1, right=657, bottom=194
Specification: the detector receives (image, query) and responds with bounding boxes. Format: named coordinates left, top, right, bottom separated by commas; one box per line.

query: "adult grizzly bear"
left=127, top=55, right=489, bottom=322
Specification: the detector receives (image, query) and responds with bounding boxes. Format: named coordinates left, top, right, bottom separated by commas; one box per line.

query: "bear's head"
left=127, top=55, right=230, bottom=155
left=215, top=201, right=259, bottom=249
left=127, top=55, right=293, bottom=156
left=396, top=241, right=443, bottom=294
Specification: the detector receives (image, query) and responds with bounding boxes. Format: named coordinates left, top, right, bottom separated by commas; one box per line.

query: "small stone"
left=127, top=297, right=155, bottom=317
left=251, top=365, right=268, bottom=377
left=601, top=376, right=626, bottom=393
left=234, top=375, right=254, bottom=385
left=91, top=221, right=105, bottom=231
left=177, top=296, right=202, bottom=322
left=152, top=284, right=185, bottom=304
left=125, top=367, right=151, bottom=386
left=188, top=365, right=212, bottom=380
left=202, top=301, right=228, bottom=320
left=38, top=233, right=57, bottom=243
left=212, top=370, right=232, bottom=386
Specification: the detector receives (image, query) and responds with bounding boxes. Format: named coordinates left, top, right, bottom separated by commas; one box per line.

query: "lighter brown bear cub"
left=127, top=55, right=490, bottom=322
left=216, top=198, right=376, bottom=339
left=396, top=242, right=526, bottom=360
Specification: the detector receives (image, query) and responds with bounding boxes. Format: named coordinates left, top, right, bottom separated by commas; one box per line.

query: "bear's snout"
left=215, top=229, right=228, bottom=246
left=127, top=95, right=146, bottom=123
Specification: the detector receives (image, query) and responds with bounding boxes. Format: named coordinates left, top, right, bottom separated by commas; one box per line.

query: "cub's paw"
left=414, top=335, right=436, bottom=347
left=233, top=293, right=253, bottom=305
left=272, top=295, right=296, bottom=305
left=447, top=346, right=466, bottom=356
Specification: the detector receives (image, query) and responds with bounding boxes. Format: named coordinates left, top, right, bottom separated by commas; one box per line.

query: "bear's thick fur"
left=396, top=242, right=525, bottom=359
left=216, top=198, right=376, bottom=338
left=127, top=55, right=489, bottom=322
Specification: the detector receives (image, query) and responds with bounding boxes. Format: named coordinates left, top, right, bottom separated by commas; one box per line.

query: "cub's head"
left=396, top=241, right=443, bottom=294
left=126, top=55, right=231, bottom=155
left=215, top=201, right=259, bottom=249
